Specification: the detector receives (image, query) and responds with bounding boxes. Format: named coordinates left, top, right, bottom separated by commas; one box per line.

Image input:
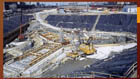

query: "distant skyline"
left=25, top=2, right=108, bottom=6
left=18, top=2, right=134, bottom=6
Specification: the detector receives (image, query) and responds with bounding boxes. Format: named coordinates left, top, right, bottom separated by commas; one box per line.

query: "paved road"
left=35, top=9, right=61, bottom=31
left=42, top=58, right=98, bottom=77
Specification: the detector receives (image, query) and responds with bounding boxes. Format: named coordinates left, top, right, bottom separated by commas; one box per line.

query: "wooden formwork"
left=15, top=43, right=53, bottom=61
left=28, top=44, right=62, bottom=67
left=16, top=52, right=31, bottom=61
left=39, top=32, right=59, bottom=42
left=30, top=52, right=43, bottom=57
left=13, top=35, right=62, bottom=69
left=22, top=43, right=62, bottom=69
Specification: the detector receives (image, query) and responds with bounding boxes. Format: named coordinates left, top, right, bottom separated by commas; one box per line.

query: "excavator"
left=79, top=37, right=96, bottom=55
left=67, top=36, right=96, bottom=58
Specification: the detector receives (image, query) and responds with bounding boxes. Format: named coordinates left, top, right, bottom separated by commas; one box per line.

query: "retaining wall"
left=45, top=14, right=137, bottom=33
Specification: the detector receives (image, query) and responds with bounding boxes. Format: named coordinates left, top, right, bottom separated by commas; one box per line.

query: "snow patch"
left=80, top=43, right=137, bottom=60
left=79, top=58, right=86, bottom=60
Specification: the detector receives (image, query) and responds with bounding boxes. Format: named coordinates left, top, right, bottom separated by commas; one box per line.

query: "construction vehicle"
left=67, top=30, right=96, bottom=58
left=79, top=37, right=96, bottom=55
left=67, top=51, right=79, bottom=58
left=67, top=37, right=96, bottom=58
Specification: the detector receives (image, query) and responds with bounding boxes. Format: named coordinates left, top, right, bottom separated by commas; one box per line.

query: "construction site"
left=3, top=2, right=137, bottom=78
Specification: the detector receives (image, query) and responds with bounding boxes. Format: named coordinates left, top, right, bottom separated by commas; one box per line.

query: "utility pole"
left=87, top=2, right=88, bottom=12
left=60, top=26, right=64, bottom=43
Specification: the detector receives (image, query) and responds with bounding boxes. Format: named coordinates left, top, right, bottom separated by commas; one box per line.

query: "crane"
left=18, top=2, right=25, bottom=40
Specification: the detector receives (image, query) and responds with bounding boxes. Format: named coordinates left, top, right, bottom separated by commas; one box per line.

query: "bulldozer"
left=67, top=51, right=79, bottom=58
